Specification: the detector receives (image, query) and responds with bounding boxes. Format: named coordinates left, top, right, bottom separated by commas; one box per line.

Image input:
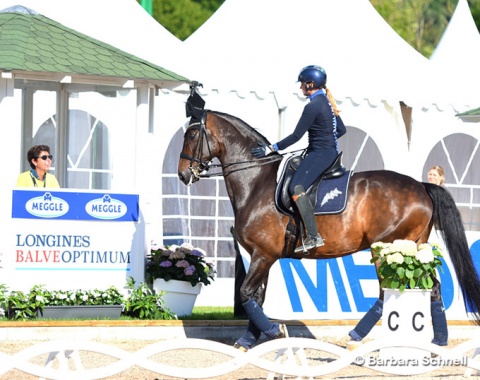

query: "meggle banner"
left=12, top=190, right=139, bottom=221
left=4, top=189, right=144, bottom=291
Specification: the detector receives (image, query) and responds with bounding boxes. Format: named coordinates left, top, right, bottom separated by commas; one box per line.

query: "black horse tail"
left=424, top=182, right=480, bottom=325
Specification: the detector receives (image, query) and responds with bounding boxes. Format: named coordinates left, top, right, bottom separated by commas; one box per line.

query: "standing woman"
left=428, top=165, right=446, bottom=186
left=251, top=65, right=346, bottom=252
left=16, top=145, right=60, bottom=188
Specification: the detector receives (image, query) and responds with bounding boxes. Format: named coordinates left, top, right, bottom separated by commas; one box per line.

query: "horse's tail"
left=424, top=182, right=480, bottom=325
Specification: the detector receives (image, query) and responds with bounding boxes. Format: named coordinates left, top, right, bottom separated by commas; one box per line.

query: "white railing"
left=0, top=337, right=479, bottom=380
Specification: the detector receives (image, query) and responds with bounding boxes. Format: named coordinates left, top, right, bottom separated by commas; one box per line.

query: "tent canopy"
left=182, top=0, right=443, bottom=107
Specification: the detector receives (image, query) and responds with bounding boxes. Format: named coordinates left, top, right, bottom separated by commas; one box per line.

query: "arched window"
left=33, top=110, right=111, bottom=190
left=423, top=133, right=480, bottom=231
left=162, top=127, right=236, bottom=279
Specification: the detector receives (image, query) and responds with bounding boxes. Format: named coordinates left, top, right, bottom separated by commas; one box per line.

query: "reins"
left=181, top=114, right=302, bottom=179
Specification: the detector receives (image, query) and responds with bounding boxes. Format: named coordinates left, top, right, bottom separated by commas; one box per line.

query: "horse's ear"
left=186, top=90, right=205, bottom=119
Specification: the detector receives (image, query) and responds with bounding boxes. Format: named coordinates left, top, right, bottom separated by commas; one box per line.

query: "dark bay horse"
left=178, top=109, right=480, bottom=348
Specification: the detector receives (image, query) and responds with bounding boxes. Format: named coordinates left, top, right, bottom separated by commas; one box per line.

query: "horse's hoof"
left=233, top=342, right=248, bottom=352
left=277, top=323, right=288, bottom=339
left=346, top=339, right=362, bottom=351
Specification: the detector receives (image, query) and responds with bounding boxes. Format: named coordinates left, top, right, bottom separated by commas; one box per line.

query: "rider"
left=251, top=65, right=346, bottom=252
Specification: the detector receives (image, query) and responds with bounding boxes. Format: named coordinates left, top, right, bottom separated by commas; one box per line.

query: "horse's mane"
left=209, top=110, right=271, bottom=145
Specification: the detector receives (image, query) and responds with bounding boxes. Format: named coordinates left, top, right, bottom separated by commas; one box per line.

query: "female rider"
left=251, top=65, right=346, bottom=252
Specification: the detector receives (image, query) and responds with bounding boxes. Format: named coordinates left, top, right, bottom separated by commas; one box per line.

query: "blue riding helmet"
left=297, top=65, right=327, bottom=88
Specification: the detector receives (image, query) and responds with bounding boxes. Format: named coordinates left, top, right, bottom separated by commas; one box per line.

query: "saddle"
left=275, top=152, right=346, bottom=216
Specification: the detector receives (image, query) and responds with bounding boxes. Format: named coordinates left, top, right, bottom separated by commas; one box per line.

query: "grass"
left=1, top=306, right=243, bottom=322
left=182, top=306, right=244, bottom=320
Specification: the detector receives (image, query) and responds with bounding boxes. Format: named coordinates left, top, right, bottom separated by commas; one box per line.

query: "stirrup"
left=294, top=235, right=324, bottom=253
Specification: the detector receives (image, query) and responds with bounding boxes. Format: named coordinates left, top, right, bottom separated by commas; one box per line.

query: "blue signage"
left=278, top=247, right=477, bottom=315
left=12, top=190, right=139, bottom=222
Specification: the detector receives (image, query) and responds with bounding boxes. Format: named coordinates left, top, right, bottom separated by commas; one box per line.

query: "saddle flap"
left=275, top=152, right=346, bottom=215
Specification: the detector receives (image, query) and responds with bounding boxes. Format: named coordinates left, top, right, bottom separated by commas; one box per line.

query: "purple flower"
left=160, top=261, right=173, bottom=268
left=176, top=260, right=190, bottom=268
left=190, top=248, right=205, bottom=257
left=184, top=265, right=196, bottom=276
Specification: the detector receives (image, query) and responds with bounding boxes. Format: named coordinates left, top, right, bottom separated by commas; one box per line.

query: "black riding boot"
left=293, top=185, right=324, bottom=253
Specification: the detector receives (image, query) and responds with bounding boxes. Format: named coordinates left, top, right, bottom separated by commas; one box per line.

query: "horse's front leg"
left=234, top=254, right=285, bottom=351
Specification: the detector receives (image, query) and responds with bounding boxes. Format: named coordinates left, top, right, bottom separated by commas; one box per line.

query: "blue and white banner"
left=12, top=190, right=139, bottom=221
left=2, top=189, right=145, bottom=292
left=248, top=231, right=480, bottom=321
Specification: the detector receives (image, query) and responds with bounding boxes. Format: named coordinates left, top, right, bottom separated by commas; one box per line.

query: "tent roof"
left=456, top=106, right=480, bottom=122
left=181, top=0, right=444, bottom=107
left=0, top=3, right=188, bottom=88
left=0, top=0, right=186, bottom=83
left=430, top=0, right=480, bottom=105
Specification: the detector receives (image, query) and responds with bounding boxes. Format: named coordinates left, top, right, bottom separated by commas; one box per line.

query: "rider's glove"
left=251, top=142, right=278, bottom=158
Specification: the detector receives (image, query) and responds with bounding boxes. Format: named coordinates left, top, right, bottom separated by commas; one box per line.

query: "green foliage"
left=370, top=0, right=479, bottom=57
left=139, top=0, right=223, bottom=41
left=0, top=278, right=177, bottom=321
left=144, top=0, right=480, bottom=58
left=370, top=239, right=443, bottom=291
left=123, top=277, right=176, bottom=320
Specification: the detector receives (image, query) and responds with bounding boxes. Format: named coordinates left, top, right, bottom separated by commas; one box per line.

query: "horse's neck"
left=222, top=157, right=280, bottom=214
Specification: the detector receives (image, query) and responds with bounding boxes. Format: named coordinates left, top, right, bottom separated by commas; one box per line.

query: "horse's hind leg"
left=431, top=277, right=448, bottom=346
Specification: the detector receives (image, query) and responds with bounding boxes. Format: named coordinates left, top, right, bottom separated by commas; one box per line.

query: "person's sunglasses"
left=37, top=155, right=53, bottom=160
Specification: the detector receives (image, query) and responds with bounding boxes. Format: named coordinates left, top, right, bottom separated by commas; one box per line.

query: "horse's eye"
left=187, top=130, right=197, bottom=140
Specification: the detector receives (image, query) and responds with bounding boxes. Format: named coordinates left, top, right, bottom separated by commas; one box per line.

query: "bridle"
left=179, top=111, right=284, bottom=183
left=180, top=112, right=213, bottom=183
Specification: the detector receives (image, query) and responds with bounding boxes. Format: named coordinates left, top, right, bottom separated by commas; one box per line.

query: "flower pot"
left=153, top=279, right=201, bottom=316
left=37, top=305, right=123, bottom=319
left=381, top=288, right=432, bottom=361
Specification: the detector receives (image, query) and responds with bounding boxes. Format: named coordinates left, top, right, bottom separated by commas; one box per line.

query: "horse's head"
left=178, top=110, right=279, bottom=186
left=178, top=111, right=220, bottom=186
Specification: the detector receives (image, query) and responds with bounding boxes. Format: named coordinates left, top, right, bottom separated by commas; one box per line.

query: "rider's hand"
left=251, top=143, right=276, bottom=158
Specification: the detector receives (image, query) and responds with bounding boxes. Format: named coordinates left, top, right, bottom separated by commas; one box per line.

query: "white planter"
left=153, top=279, right=202, bottom=316
left=381, top=288, right=432, bottom=361
left=37, top=305, right=123, bottom=319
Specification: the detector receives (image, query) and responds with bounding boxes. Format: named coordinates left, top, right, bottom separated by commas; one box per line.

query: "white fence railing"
left=0, top=337, right=479, bottom=379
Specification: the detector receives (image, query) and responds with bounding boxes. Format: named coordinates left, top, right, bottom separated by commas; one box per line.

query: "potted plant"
left=146, top=242, right=215, bottom=316
left=370, top=239, right=443, bottom=291
left=0, top=278, right=177, bottom=321
left=370, top=239, right=444, bottom=359
left=14, top=284, right=125, bottom=320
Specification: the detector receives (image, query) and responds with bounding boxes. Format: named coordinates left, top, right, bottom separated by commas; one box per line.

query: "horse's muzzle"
left=178, top=168, right=199, bottom=186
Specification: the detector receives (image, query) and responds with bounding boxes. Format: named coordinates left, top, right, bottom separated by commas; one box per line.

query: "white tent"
left=430, top=0, right=480, bottom=106
left=183, top=0, right=444, bottom=107
left=180, top=0, right=460, bottom=177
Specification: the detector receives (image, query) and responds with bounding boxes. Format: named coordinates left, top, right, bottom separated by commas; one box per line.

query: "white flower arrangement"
left=370, top=239, right=444, bottom=291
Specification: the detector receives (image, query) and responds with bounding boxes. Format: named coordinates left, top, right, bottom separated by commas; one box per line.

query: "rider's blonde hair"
left=325, top=87, right=340, bottom=116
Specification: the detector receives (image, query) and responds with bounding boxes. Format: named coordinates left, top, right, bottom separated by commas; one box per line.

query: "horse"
left=177, top=109, right=480, bottom=350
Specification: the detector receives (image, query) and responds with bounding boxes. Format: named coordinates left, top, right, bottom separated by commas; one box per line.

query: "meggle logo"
left=86, top=194, right=127, bottom=220
left=25, top=192, right=69, bottom=218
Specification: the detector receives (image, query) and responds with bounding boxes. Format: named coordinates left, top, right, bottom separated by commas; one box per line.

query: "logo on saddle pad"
left=275, top=153, right=351, bottom=216
left=321, top=188, right=343, bottom=207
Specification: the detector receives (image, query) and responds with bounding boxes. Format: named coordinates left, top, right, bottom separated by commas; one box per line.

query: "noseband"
left=180, top=112, right=214, bottom=182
